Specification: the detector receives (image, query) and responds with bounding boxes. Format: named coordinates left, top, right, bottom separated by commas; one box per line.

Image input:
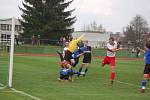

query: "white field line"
left=0, top=82, right=41, bottom=100
left=0, top=83, right=4, bottom=86
left=1, top=79, right=149, bottom=99
left=115, top=80, right=150, bottom=90
left=0, top=83, right=6, bottom=90
left=0, top=86, right=7, bottom=89
left=10, top=88, right=42, bottom=100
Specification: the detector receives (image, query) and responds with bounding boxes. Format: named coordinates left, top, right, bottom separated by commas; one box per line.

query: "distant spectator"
left=6, top=41, right=10, bottom=53
left=59, top=36, right=64, bottom=46
left=63, top=37, right=66, bottom=46
left=37, top=34, right=40, bottom=46
left=117, top=41, right=121, bottom=49
left=69, top=36, right=73, bottom=42
left=19, top=35, right=24, bottom=45
left=31, top=34, right=36, bottom=46
left=15, top=35, right=19, bottom=45
left=136, top=47, right=141, bottom=58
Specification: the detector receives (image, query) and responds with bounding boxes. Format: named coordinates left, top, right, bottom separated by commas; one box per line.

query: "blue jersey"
left=72, top=49, right=80, bottom=59
left=60, top=68, right=70, bottom=75
left=80, top=46, right=91, bottom=54
left=145, top=49, right=150, bottom=64
left=60, top=68, right=80, bottom=76
left=80, top=47, right=87, bottom=53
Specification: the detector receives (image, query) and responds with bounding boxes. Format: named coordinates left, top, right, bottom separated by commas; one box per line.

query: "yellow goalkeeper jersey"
left=68, top=34, right=84, bottom=53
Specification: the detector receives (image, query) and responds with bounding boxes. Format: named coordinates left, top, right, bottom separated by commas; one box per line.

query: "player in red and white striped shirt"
left=101, top=37, right=123, bottom=84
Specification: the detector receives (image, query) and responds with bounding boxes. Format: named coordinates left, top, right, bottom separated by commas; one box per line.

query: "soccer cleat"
left=56, top=50, right=62, bottom=54
left=141, top=89, right=145, bottom=93
left=111, top=80, right=114, bottom=85
left=83, top=74, right=86, bottom=77
left=77, top=74, right=80, bottom=77
left=57, top=78, right=62, bottom=81
left=101, top=62, right=105, bottom=67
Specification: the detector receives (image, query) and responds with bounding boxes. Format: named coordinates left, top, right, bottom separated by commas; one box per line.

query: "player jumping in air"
left=101, top=37, right=123, bottom=84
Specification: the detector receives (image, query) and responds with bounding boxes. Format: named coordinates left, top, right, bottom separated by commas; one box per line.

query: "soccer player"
left=101, top=37, right=123, bottom=84
left=137, top=42, right=150, bottom=93
left=58, top=65, right=80, bottom=82
left=63, top=34, right=85, bottom=68
left=78, top=42, right=92, bottom=77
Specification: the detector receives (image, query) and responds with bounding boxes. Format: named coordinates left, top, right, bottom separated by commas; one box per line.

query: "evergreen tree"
left=19, top=0, right=75, bottom=39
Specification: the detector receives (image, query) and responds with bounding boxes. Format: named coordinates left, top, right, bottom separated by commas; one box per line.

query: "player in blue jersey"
left=78, top=42, right=92, bottom=77
left=137, top=42, right=150, bottom=93
left=59, top=67, right=80, bottom=82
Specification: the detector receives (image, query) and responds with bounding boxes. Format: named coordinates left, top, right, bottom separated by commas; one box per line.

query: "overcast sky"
left=0, top=0, right=150, bottom=33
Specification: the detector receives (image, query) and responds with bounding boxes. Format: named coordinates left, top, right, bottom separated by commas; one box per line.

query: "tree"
left=123, top=15, right=150, bottom=47
left=19, top=0, right=76, bottom=40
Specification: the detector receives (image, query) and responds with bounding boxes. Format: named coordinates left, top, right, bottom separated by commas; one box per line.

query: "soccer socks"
left=79, top=67, right=82, bottom=72
left=85, top=68, right=88, bottom=73
left=56, top=51, right=64, bottom=61
left=141, top=80, right=147, bottom=90
left=78, top=67, right=88, bottom=76
left=111, top=72, right=115, bottom=81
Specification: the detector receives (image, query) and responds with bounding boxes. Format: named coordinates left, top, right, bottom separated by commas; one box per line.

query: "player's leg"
left=68, top=69, right=75, bottom=82
left=141, top=74, right=148, bottom=93
left=79, top=54, right=91, bottom=77
left=141, top=64, right=150, bottom=93
left=83, top=55, right=91, bottom=76
left=79, top=63, right=86, bottom=76
left=147, top=72, right=150, bottom=81
left=85, top=64, right=89, bottom=73
left=56, top=50, right=64, bottom=61
left=72, top=57, right=79, bottom=67
left=110, top=66, right=115, bottom=84
left=101, top=56, right=109, bottom=67
left=110, top=57, right=116, bottom=84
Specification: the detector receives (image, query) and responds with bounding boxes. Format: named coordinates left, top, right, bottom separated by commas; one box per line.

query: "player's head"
left=109, top=37, right=115, bottom=45
left=65, top=42, right=69, bottom=47
left=146, top=42, right=150, bottom=49
left=84, top=40, right=89, bottom=46
left=77, top=40, right=84, bottom=47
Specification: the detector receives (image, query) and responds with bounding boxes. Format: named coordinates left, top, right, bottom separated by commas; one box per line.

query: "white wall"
left=72, top=31, right=110, bottom=48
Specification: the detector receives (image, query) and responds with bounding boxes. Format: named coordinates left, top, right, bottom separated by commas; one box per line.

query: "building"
left=0, top=18, right=23, bottom=43
left=72, top=31, right=110, bottom=48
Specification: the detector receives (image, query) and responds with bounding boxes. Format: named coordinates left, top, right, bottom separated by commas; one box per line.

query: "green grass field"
left=13, top=45, right=145, bottom=58
left=0, top=53, right=150, bottom=100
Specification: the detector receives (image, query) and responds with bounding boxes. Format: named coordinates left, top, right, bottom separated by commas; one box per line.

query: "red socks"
left=111, top=72, right=115, bottom=81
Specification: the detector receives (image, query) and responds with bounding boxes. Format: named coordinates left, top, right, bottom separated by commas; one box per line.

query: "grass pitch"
left=0, top=54, right=150, bottom=100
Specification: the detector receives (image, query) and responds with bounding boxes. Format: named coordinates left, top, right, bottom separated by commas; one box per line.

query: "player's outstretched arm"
left=108, top=48, right=124, bottom=52
left=76, top=34, right=85, bottom=42
left=137, top=47, right=145, bottom=53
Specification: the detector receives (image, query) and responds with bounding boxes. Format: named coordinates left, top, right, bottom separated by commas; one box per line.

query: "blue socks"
left=141, top=80, right=147, bottom=90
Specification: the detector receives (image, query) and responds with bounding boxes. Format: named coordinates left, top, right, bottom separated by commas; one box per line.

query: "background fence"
left=0, top=38, right=145, bottom=58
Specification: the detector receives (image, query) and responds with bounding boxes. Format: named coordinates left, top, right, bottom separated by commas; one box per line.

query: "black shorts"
left=83, top=53, right=91, bottom=63
left=64, top=50, right=73, bottom=62
left=144, top=64, right=150, bottom=74
left=60, top=74, right=69, bottom=80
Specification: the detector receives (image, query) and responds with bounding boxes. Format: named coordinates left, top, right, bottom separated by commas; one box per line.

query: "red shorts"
left=102, top=56, right=116, bottom=67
